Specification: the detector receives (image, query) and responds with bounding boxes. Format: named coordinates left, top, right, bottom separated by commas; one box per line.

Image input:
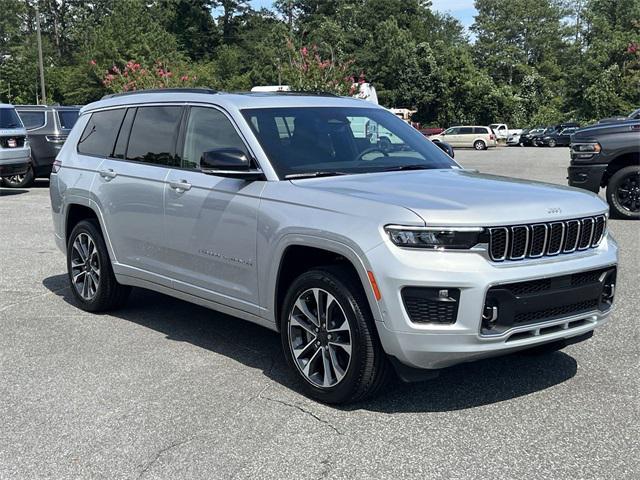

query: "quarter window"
left=182, top=107, right=247, bottom=169
left=77, top=109, right=126, bottom=157
left=17, top=111, right=46, bottom=129
left=126, top=106, right=183, bottom=166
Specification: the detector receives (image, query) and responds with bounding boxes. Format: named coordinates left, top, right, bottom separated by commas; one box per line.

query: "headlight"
left=572, top=142, right=601, bottom=153
left=385, top=225, right=484, bottom=249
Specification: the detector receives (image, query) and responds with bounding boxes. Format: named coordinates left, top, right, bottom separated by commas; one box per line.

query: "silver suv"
left=0, top=103, right=30, bottom=179
left=50, top=89, right=618, bottom=404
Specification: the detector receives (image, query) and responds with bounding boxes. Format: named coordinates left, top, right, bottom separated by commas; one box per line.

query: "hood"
left=290, top=169, right=608, bottom=226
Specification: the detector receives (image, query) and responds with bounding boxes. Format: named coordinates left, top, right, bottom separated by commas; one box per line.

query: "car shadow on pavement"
left=43, top=274, right=578, bottom=413
left=0, top=188, right=29, bottom=196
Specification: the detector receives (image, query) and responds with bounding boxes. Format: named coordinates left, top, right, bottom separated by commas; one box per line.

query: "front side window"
left=126, top=106, right=182, bottom=166
left=443, top=127, right=459, bottom=135
left=57, top=110, right=79, bottom=129
left=17, top=111, right=45, bottom=130
left=182, top=107, right=247, bottom=169
left=0, top=108, right=23, bottom=129
left=242, top=107, right=456, bottom=178
left=77, top=109, right=126, bottom=157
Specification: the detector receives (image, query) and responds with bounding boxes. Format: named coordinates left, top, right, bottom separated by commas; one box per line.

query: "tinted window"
left=57, top=110, right=79, bottom=129
left=17, top=111, right=46, bottom=129
left=444, top=127, right=460, bottom=135
left=126, top=106, right=182, bottom=166
left=473, top=127, right=488, bottom=134
left=0, top=108, right=23, bottom=129
left=459, top=127, right=474, bottom=134
left=77, top=109, right=126, bottom=157
left=113, top=108, right=136, bottom=159
left=182, top=107, right=247, bottom=169
left=242, top=107, right=456, bottom=178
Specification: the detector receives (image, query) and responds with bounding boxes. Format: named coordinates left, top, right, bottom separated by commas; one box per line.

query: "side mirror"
left=200, top=148, right=263, bottom=179
left=435, top=141, right=454, bottom=158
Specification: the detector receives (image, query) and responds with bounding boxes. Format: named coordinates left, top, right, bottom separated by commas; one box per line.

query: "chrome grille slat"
left=488, top=215, right=606, bottom=262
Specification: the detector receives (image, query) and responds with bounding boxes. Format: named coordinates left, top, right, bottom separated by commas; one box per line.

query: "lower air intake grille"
left=402, top=287, right=460, bottom=324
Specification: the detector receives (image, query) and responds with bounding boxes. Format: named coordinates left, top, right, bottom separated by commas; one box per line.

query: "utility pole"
left=35, top=4, right=46, bottom=104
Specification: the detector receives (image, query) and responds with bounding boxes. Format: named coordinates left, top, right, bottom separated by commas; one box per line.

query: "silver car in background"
left=0, top=103, right=30, bottom=179
left=50, top=89, right=618, bottom=404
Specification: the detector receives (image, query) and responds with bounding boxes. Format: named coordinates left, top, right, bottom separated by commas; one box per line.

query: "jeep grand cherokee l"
left=50, top=89, right=618, bottom=404
left=0, top=103, right=30, bottom=179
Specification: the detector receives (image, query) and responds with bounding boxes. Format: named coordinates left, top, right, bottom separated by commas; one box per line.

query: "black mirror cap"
left=201, top=148, right=251, bottom=170
left=435, top=141, right=455, bottom=158
left=200, top=148, right=264, bottom=180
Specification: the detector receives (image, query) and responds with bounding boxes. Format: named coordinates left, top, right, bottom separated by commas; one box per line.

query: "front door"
left=163, top=106, right=264, bottom=315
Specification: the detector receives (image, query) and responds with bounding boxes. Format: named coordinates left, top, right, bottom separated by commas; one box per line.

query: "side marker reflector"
left=367, top=271, right=381, bottom=301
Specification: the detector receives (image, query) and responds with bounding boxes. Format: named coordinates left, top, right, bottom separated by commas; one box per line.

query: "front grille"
left=488, top=215, right=606, bottom=262
left=0, top=135, right=25, bottom=148
left=402, top=287, right=460, bottom=324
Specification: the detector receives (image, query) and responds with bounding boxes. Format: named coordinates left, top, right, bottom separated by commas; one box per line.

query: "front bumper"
left=367, top=234, right=618, bottom=370
left=568, top=164, right=607, bottom=193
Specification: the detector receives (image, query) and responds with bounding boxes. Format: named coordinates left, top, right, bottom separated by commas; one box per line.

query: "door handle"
left=169, top=180, right=192, bottom=192
left=99, top=168, right=117, bottom=180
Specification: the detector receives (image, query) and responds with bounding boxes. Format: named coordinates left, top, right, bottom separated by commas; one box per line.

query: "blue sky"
left=247, top=0, right=477, bottom=30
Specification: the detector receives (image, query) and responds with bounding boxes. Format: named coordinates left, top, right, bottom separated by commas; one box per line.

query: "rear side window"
left=459, top=127, right=473, bottom=134
left=182, top=107, right=248, bottom=169
left=57, top=110, right=79, bottom=129
left=77, top=109, right=126, bottom=157
left=0, top=108, right=23, bottom=129
left=126, top=106, right=182, bottom=166
left=17, top=111, right=46, bottom=129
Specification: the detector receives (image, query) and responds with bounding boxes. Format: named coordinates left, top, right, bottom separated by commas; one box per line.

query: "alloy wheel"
left=288, top=288, right=352, bottom=388
left=70, top=232, right=101, bottom=300
left=6, top=173, right=26, bottom=184
left=616, top=172, right=640, bottom=213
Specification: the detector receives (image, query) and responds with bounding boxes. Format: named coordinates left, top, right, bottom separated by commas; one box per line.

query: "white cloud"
left=430, top=0, right=476, bottom=12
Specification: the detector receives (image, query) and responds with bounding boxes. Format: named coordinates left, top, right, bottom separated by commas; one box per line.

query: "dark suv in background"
left=2, top=105, right=80, bottom=187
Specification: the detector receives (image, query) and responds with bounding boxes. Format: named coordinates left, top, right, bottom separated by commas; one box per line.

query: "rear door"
left=458, top=127, right=474, bottom=147
left=93, top=105, right=183, bottom=281
left=162, top=105, right=264, bottom=314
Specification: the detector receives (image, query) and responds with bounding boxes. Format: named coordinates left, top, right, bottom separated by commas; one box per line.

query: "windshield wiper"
left=284, top=171, right=348, bottom=179
left=381, top=164, right=431, bottom=172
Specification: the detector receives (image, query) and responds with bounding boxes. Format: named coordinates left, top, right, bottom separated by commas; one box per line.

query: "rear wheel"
left=1, top=164, right=34, bottom=188
left=280, top=266, right=391, bottom=404
left=547, top=139, right=557, bottom=148
left=67, top=220, right=131, bottom=311
left=473, top=140, right=487, bottom=151
left=606, top=165, right=640, bottom=219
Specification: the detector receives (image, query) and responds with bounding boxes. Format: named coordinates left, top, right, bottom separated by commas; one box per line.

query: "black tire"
left=280, top=265, right=391, bottom=404
left=606, top=165, right=640, bottom=220
left=67, top=219, right=131, bottom=311
left=473, top=140, right=486, bottom=150
left=1, top=164, right=35, bottom=188
left=547, top=139, right=557, bottom=148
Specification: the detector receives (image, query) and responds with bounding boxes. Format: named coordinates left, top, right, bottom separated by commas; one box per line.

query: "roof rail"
left=101, top=88, right=218, bottom=100
left=241, top=90, right=338, bottom=98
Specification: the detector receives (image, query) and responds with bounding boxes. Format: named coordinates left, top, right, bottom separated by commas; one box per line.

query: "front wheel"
left=547, top=139, right=557, bottom=148
left=1, top=164, right=34, bottom=188
left=474, top=140, right=486, bottom=150
left=67, top=220, right=131, bottom=311
left=280, top=266, right=391, bottom=404
left=606, top=165, right=640, bottom=219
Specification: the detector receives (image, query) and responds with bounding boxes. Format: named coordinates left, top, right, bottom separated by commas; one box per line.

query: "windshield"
left=57, top=110, right=79, bottom=129
left=242, top=107, right=456, bottom=178
left=0, top=108, right=23, bottom=129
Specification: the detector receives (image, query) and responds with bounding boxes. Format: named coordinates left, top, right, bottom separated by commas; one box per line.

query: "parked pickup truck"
left=568, top=120, right=640, bottom=219
left=489, top=123, right=521, bottom=141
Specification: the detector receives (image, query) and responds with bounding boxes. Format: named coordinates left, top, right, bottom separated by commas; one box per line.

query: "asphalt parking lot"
left=1, top=146, right=638, bottom=479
